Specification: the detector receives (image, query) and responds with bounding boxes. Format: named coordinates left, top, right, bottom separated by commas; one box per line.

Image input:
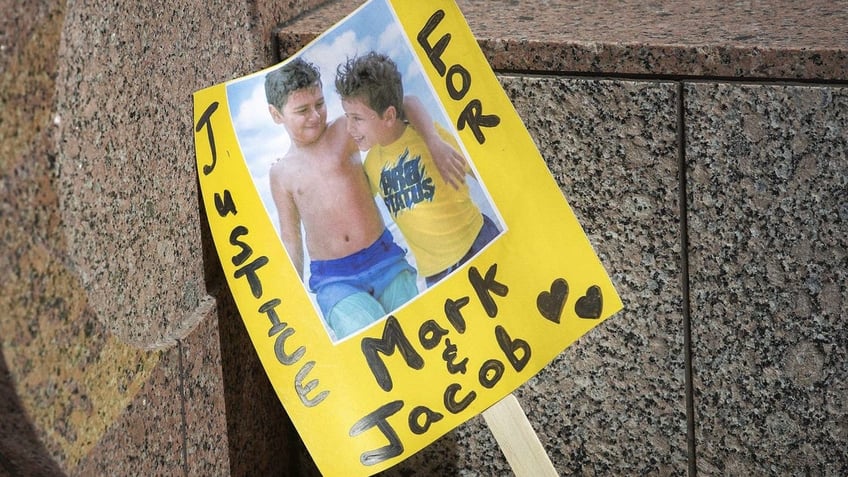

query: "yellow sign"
left=193, top=0, right=621, bottom=475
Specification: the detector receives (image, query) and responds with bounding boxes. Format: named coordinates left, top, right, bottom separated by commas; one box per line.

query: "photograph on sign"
left=225, top=0, right=505, bottom=342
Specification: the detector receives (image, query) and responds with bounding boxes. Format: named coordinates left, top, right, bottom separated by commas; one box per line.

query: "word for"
left=196, top=102, right=328, bottom=408
left=417, top=9, right=501, bottom=145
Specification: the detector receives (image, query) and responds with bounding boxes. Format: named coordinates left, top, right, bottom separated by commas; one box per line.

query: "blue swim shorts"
left=309, top=229, right=418, bottom=337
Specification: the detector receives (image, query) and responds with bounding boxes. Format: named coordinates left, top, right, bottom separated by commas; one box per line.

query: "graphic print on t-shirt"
left=379, top=148, right=435, bottom=216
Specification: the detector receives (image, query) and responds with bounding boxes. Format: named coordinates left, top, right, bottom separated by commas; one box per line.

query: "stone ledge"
left=277, top=0, right=848, bottom=81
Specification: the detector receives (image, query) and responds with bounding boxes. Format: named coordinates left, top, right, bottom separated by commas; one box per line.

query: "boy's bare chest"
left=289, top=154, right=362, bottom=196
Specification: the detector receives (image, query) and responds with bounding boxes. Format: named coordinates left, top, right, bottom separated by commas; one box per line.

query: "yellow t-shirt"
left=364, top=124, right=483, bottom=277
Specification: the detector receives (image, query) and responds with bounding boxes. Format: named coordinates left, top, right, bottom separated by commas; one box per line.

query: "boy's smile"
left=342, top=97, right=395, bottom=151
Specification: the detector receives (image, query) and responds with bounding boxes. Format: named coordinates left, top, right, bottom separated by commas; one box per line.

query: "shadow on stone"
left=0, top=347, right=66, bottom=476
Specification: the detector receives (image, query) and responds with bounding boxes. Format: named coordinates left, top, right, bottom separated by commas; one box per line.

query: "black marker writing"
left=468, top=264, right=509, bottom=317
left=419, top=319, right=449, bottom=350
left=233, top=256, right=269, bottom=299
left=229, top=226, right=252, bottom=266
left=408, top=406, right=443, bottom=435
left=214, top=190, right=237, bottom=217
left=362, top=316, right=425, bottom=392
left=442, top=338, right=468, bottom=374
left=350, top=401, right=405, bottom=466
left=296, top=361, right=329, bottom=407
left=444, top=383, right=476, bottom=413
left=417, top=10, right=500, bottom=144
left=478, top=359, right=505, bottom=389
left=444, top=296, right=469, bottom=333
left=195, top=101, right=219, bottom=175
left=495, top=325, right=531, bottom=372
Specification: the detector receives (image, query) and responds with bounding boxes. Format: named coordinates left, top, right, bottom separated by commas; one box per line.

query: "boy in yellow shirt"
left=335, top=52, right=501, bottom=287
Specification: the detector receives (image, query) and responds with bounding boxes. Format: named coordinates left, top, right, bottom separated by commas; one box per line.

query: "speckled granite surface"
left=686, top=83, right=847, bottom=475
left=379, top=76, right=689, bottom=476
left=276, top=1, right=848, bottom=475
left=3, top=0, right=847, bottom=475
left=2, top=0, right=316, bottom=474
left=506, top=77, right=687, bottom=475
left=54, top=0, right=258, bottom=349
left=51, top=0, right=329, bottom=350
left=278, top=0, right=848, bottom=80
left=2, top=1, right=162, bottom=473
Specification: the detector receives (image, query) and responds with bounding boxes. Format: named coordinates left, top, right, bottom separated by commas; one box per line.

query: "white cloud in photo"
left=303, top=29, right=372, bottom=120
left=232, top=82, right=275, bottom=133
left=377, top=21, right=405, bottom=59
left=244, top=126, right=289, bottom=235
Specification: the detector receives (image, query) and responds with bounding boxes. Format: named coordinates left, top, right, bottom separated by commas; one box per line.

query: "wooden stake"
left=482, top=393, right=559, bottom=477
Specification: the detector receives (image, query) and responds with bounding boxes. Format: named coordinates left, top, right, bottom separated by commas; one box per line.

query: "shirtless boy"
left=264, top=58, right=461, bottom=339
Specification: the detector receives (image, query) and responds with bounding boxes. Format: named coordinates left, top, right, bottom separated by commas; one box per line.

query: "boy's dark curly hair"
left=265, top=58, right=321, bottom=110
left=335, top=52, right=404, bottom=120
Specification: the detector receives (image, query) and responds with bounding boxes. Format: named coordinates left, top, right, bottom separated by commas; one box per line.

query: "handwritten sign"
left=193, top=0, right=622, bottom=475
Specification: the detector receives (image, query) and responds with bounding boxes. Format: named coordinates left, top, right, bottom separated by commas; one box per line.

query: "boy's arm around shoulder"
left=269, top=160, right=305, bottom=279
left=403, top=95, right=467, bottom=189
left=326, top=115, right=360, bottom=159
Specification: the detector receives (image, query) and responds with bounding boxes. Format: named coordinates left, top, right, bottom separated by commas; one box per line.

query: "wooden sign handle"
left=482, top=393, right=560, bottom=477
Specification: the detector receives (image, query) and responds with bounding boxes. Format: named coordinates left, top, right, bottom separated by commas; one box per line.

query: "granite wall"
left=2, top=0, right=846, bottom=476
left=278, top=2, right=847, bottom=474
left=2, top=0, right=324, bottom=475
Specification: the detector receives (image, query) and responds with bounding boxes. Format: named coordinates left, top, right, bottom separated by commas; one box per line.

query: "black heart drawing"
left=575, top=285, right=603, bottom=319
left=536, top=278, right=569, bottom=323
